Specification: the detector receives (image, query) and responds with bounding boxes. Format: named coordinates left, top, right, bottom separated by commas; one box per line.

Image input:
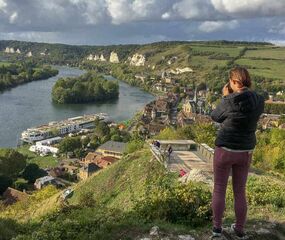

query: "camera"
left=226, top=82, right=234, bottom=93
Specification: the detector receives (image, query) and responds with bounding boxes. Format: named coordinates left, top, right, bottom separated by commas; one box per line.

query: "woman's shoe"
left=210, top=227, right=222, bottom=239
left=230, top=224, right=248, bottom=239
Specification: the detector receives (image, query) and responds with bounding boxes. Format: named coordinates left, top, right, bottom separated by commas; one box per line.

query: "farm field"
left=236, top=58, right=285, bottom=80
left=244, top=47, right=285, bottom=60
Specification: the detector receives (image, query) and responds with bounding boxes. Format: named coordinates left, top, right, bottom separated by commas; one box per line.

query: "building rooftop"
left=3, top=187, right=29, bottom=205
left=97, top=141, right=127, bottom=153
left=81, top=162, right=100, bottom=173
left=35, top=176, right=55, bottom=184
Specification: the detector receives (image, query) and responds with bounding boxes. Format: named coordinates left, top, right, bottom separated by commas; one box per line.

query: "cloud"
left=0, top=0, right=7, bottom=10
left=269, top=22, right=285, bottom=35
left=212, top=0, right=285, bottom=18
left=9, top=12, right=18, bottom=24
left=1, top=0, right=285, bottom=29
left=199, top=20, right=239, bottom=33
left=0, top=0, right=285, bottom=45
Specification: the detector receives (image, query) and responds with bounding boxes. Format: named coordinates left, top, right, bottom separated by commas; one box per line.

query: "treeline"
left=1, top=40, right=139, bottom=65
left=52, top=72, right=119, bottom=104
left=0, top=62, right=58, bottom=92
left=0, top=149, right=46, bottom=195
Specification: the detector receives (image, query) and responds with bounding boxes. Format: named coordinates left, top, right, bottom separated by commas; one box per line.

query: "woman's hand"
left=222, top=83, right=230, bottom=97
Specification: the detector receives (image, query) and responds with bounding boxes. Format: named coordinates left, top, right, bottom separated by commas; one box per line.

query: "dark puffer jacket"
left=211, top=89, right=264, bottom=150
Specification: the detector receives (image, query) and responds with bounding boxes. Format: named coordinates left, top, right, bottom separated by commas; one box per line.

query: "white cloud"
left=0, top=0, right=285, bottom=44
left=211, top=0, right=285, bottom=18
left=171, top=0, right=221, bottom=21
left=0, top=0, right=7, bottom=10
left=269, top=22, right=285, bottom=35
left=9, top=11, right=18, bottom=24
left=199, top=20, right=239, bottom=32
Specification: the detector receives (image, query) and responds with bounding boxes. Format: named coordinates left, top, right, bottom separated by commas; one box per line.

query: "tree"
left=59, top=137, right=82, bottom=155
left=22, top=163, right=47, bottom=183
left=192, top=123, right=217, bottom=148
left=14, top=178, right=29, bottom=191
left=0, top=175, right=12, bottom=194
left=94, top=121, right=110, bottom=139
left=0, top=149, right=26, bottom=178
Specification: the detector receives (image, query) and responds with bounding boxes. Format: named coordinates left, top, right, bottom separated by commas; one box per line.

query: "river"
left=0, top=66, right=155, bottom=147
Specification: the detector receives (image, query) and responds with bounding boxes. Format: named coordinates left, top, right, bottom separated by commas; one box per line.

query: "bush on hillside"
left=227, top=175, right=285, bottom=208
left=125, top=140, right=144, bottom=154
left=134, top=181, right=212, bottom=226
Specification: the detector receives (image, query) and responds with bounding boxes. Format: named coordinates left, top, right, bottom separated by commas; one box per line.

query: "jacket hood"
left=227, top=90, right=262, bottom=113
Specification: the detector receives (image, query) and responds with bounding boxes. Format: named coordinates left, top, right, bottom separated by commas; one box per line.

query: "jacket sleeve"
left=211, top=98, right=228, bottom=123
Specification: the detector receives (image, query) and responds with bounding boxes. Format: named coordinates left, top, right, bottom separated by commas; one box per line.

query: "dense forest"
left=0, top=62, right=58, bottom=92
left=52, top=72, right=119, bottom=104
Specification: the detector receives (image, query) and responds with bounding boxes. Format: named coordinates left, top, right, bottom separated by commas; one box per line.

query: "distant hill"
left=1, top=39, right=284, bottom=94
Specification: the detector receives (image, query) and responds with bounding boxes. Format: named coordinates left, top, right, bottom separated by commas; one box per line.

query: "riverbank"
left=0, top=61, right=59, bottom=93
left=0, top=66, right=154, bottom=147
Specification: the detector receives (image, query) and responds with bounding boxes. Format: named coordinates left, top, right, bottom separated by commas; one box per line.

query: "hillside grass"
left=1, top=145, right=285, bottom=239
left=17, top=145, right=59, bottom=168
left=0, top=61, right=11, bottom=67
left=235, top=58, right=285, bottom=80
left=191, top=45, right=241, bottom=57
left=69, top=146, right=161, bottom=209
left=0, top=185, right=60, bottom=222
left=244, top=47, right=285, bottom=60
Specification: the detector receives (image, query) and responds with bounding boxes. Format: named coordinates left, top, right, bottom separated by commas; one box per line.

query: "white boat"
left=21, top=113, right=110, bottom=143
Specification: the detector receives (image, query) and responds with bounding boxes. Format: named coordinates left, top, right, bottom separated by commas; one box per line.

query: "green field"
left=0, top=61, right=11, bottom=67
left=17, top=145, right=59, bottom=168
left=190, top=45, right=241, bottom=58
left=244, top=47, right=285, bottom=60
left=190, top=56, right=228, bottom=69
left=236, top=58, right=285, bottom=80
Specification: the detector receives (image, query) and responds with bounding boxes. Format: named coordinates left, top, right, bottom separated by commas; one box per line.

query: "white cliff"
left=87, top=54, right=94, bottom=60
left=170, top=67, right=193, bottom=75
left=26, top=51, right=33, bottom=57
left=130, top=53, right=146, bottom=67
left=100, top=54, right=106, bottom=61
left=109, top=51, right=120, bottom=63
left=16, top=49, right=21, bottom=54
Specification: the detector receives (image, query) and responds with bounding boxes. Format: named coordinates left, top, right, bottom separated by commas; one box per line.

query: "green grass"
left=1, top=145, right=285, bottom=239
left=190, top=45, right=241, bottom=57
left=69, top=146, right=159, bottom=209
left=235, top=58, right=285, bottom=80
left=190, top=56, right=228, bottom=69
left=17, top=145, right=59, bottom=168
left=0, top=61, right=11, bottom=67
left=244, top=47, right=285, bottom=60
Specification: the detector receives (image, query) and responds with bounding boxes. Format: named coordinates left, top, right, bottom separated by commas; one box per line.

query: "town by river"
left=0, top=66, right=155, bottom=147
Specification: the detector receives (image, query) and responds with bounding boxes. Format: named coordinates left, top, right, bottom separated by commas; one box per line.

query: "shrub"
left=227, top=175, right=285, bottom=208
left=125, top=140, right=144, bottom=154
left=134, top=181, right=212, bottom=226
left=13, top=178, right=29, bottom=191
left=78, top=192, right=96, bottom=208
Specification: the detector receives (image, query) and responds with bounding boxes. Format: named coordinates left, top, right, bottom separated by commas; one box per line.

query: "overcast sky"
left=0, top=0, right=285, bottom=45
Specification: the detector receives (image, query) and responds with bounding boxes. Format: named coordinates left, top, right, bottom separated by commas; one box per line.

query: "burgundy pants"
left=212, top=147, right=252, bottom=232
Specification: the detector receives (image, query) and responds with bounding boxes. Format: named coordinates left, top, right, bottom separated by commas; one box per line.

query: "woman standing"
left=210, top=67, right=264, bottom=239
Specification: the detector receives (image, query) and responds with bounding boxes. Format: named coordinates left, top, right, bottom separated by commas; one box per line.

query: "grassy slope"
left=17, top=145, right=59, bottom=168
left=1, top=145, right=285, bottom=239
left=69, top=146, right=159, bottom=209
left=131, top=42, right=285, bottom=87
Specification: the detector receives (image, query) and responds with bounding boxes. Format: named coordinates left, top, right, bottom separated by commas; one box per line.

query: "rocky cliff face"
left=130, top=53, right=146, bottom=66
left=109, top=51, right=120, bottom=63
left=100, top=54, right=106, bottom=61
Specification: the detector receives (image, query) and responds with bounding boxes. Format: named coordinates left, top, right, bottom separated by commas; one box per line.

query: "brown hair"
left=229, top=67, right=251, bottom=88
